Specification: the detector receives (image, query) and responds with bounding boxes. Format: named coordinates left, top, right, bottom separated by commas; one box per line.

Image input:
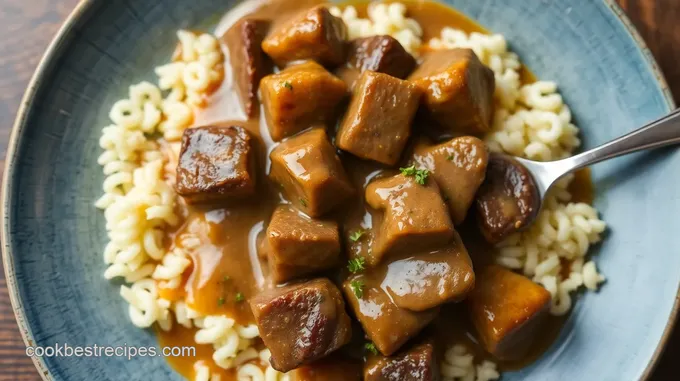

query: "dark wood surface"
left=0, top=0, right=679, bottom=379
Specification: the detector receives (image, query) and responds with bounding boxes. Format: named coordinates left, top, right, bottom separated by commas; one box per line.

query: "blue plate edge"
left=598, top=0, right=678, bottom=378
left=1, top=1, right=99, bottom=380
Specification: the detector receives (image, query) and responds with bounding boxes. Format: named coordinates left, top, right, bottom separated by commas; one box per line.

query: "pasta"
left=441, top=344, right=500, bottom=381
left=329, top=3, right=423, bottom=55
left=428, top=24, right=607, bottom=317
left=95, top=5, right=608, bottom=379
left=96, top=29, right=267, bottom=378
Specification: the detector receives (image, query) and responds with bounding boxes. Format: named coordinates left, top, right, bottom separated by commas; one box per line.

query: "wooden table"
left=0, top=0, right=679, bottom=380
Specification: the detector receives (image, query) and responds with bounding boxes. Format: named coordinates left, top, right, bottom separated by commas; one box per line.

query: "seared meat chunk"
left=475, top=153, right=539, bottom=243
left=364, top=340, right=439, bottom=381
left=262, top=6, right=347, bottom=67
left=223, top=18, right=273, bottom=118
left=336, top=36, right=417, bottom=88
left=343, top=274, right=439, bottom=356
left=261, top=61, right=347, bottom=141
left=412, top=136, right=489, bottom=225
left=250, top=278, right=352, bottom=372
left=336, top=71, right=422, bottom=165
left=376, top=232, right=474, bottom=311
left=409, top=49, right=495, bottom=135
left=289, top=356, right=362, bottom=381
left=265, top=205, right=341, bottom=283
left=175, top=125, right=255, bottom=203
left=270, top=128, right=354, bottom=216
left=365, top=174, right=454, bottom=266
left=466, top=265, right=551, bottom=360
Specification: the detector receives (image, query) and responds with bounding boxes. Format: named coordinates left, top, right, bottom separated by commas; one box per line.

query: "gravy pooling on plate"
left=148, top=0, right=598, bottom=379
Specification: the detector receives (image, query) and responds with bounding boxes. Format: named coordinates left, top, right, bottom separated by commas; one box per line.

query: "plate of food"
left=3, top=0, right=679, bottom=380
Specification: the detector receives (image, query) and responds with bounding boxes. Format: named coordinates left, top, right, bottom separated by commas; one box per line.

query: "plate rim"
left=0, top=0, right=676, bottom=380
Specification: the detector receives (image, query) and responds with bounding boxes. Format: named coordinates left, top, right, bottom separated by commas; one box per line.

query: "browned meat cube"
left=336, top=36, right=417, bottom=88
left=466, top=265, right=551, bottom=360
left=364, top=340, right=440, bottom=381
left=409, top=49, right=495, bottom=135
left=262, top=6, right=347, bottom=67
left=223, top=19, right=273, bottom=118
left=270, top=128, right=354, bottom=216
left=375, top=231, right=475, bottom=311
left=250, top=278, right=353, bottom=372
left=365, top=174, right=454, bottom=266
left=260, top=61, right=347, bottom=141
left=475, top=153, right=540, bottom=243
left=412, top=136, right=489, bottom=225
left=175, top=125, right=255, bottom=203
left=265, top=205, right=341, bottom=283
left=336, top=71, right=422, bottom=165
left=342, top=274, right=439, bottom=356
left=289, top=356, right=363, bottom=381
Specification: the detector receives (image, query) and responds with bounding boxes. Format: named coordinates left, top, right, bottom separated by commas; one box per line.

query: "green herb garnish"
left=446, top=155, right=454, bottom=161
left=349, top=229, right=365, bottom=242
left=399, top=165, right=429, bottom=185
left=350, top=280, right=365, bottom=298
left=235, top=293, right=245, bottom=302
left=347, top=257, right=366, bottom=273
left=299, top=198, right=307, bottom=207
left=217, top=297, right=225, bottom=306
left=222, top=275, right=230, bottom=282
left=365, top=342, right=379, bottom=355
left=283, top=81, right=293, bottom=90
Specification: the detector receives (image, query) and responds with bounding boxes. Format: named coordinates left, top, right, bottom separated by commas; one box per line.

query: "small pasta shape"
left=109, top=99, right=143, bottom=129
left=129, top=81, right=162, bottom=108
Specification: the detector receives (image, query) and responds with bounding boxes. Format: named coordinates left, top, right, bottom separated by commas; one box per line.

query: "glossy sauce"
left=158, top=0, right=595, bottom=379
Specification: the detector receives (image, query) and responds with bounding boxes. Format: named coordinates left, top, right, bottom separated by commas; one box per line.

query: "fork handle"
left=562, top=108, right=680, bottom=171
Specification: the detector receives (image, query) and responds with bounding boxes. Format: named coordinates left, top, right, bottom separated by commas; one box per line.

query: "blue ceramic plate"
left=2, top=0, right=677, bottom=380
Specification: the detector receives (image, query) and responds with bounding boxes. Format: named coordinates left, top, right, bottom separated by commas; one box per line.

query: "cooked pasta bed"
left=96, top=3, right=606, bottom=380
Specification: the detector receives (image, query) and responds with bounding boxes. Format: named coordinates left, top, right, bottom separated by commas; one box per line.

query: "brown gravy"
left=157, top=0, right=595, bottom=379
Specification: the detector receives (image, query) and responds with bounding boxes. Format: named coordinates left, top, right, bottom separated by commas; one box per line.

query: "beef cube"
left=270, top=128, right=354, bottom=216
left=409, top=49, right=495, bottom=135
left=365, top=174, right=454, bottom=266
left=289, top=356, right=362, bottom=381
left=466, top=265, right=551, bottom=360
left=336, top=35, right=417, bottom=88
left=343, top=274, right=439, bottom=356
left=250, top=278, right=352, bottom=372
left=260, top=61, right=347, bottom=141
left=336, top=71, right=422, bottom=165
left=364, top=340, right=440, bottom=381
left=412, top=136, right=489, bottom=225
left=175, top=125, right=255, bottom=203
left=265, top=205, right=341, bottom=283
left=262, top=6, right=347, bottom=67
left=223, top=19, right=273, bottom=118
left=475, top=153, right=540, bottom=243
left=376, top=231, right=475, bottom=311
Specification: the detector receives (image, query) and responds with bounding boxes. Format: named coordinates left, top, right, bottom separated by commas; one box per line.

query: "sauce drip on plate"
left=157, top=1, right=595, bottom=379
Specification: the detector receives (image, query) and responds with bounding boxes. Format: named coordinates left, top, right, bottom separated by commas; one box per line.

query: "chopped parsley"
left=217, top=297, right=225, bottom=306
left=235, top=292, right=245, bottom=302
left=446, top=155, right=454, bottom=161
left=399, top=165, right=429, bottom=185
left=299, top=198, right=307, bottom=207
left=347, top=257, right=366, bottom=273
left=283, top=81, right=293, bottom=90
left=349, top=229, right=365, bottom=242
left=222, top=275, right=230, bottom=282
left=350, top=280, right=365, bottom=298
left=365, top=342, right=379, bottom=355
